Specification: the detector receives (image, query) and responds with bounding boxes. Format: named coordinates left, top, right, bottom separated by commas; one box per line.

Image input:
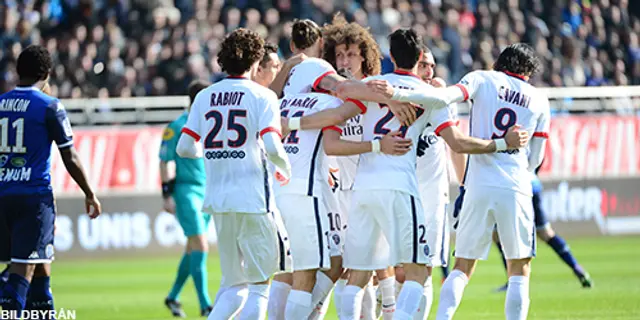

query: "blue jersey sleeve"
left=45, top=100, right=74, bottom=149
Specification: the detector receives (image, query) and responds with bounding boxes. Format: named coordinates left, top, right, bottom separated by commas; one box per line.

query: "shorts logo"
left=332, top=233, right=341, bottom=245
left=45, top=244, right=55, bottom=259
left=423, top=244, right=430, bottom=256
left=28, top=251, right=39, bottom=259
left=0, top=155, right=8, bottom=167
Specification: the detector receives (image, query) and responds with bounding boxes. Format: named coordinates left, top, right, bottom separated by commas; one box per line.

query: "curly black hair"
left=17, top=45, right=52, bottom=82
left=323, top=14, right=382, bottom=77
left=389, top=28, right=423, bottom=70
left=217, top=28, right=265, bottom=76
left=260, top=43, right=278, bottom=67
left=291, top=19, right=322, bottom=50
left=187, top=80, right=210, bottom=104
left=493, top=43, right=541, bottom=77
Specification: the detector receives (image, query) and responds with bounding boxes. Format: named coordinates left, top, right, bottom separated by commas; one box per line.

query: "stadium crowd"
left=0, top=0, right=639, bottom=97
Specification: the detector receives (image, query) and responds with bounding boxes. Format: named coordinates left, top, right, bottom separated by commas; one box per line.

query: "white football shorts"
left=214, top=211, right=291, bottom=288
left=344, top=190, right=430, bottom=270
left=420, top=186, right=450, bottom=267
left=276, top=194, right=332, bottom=270
left=454, top=186, right=536, bottom=260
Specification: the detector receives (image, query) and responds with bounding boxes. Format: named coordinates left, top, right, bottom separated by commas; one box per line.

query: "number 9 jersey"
left=455, top=70, right=551, bottom=196
left=181, top=77, right=282, bottom=215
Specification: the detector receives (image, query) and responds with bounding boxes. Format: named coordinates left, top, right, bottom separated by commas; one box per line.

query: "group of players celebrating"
left=0, top=13, right=592, bottom=320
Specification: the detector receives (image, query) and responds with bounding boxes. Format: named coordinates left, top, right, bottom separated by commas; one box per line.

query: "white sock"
left=237, top=284, right=270, bottom=320
left=435, top=270, right=469, bottom=320
left=360, top=284, right=377, bottom=320
left=308, top=287, right=333, bottom=320
left=413, top=276, right=433, bottom=320
left=268, top=281, right=291, bottom=320
left=312, top=271, right=335, bottom=307
left=334, top=279, right=347, bottom=316
left=284, top=289, right=313, bottom=320
left=339, top=285, right=364, bottom=320
left=505, top=276, right=530, bottom=320
left=395, top=281, right=403, bottom=298
left=208, top=285, right=248, bottom=320
left=394, top=280, right=424, bottom=320
left=379, top=276, right=396, bottom=320
left=375, top=285, right=383, bottom=319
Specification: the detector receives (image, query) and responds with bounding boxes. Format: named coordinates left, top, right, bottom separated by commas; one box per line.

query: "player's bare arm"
left=270, top=53, right=307, bottom=97
left=449, top=148, right=468, bottom=185
left=60, top=147, right=101, bottom=219
left=262, top=131, right=292, bottom=179
left=323, top=129, right=413, bottom=156
left=438, top=124, right=528, bottom=154
left=370, top=80, right=467, bottom=110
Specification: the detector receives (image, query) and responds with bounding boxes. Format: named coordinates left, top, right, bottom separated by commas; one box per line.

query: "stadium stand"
left=1, top=0, right=639, bottom=100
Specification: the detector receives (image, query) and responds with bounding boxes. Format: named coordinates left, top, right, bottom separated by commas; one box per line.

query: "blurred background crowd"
left=0, top=0, right=639, bottom=98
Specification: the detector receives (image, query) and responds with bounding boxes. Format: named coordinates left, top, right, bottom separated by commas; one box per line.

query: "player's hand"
left=328, top=167, right=339, bottom=189
left=380, top=131, right=413, bottom=155
left=280, top=117, right=291, bottom=137
left=387, top=101, right=418, bottom=126
left=505, top=124, right=529, bottom=149
left=452, top=186, right=465, bottom=230
left=85, top=194, right=102, bottom=219
left=163, top=197, right=176, bottom=214
left=275, top=170, right=290, bottom=186
left=367, top=80, right=394, bottom=99
left=428, top=77, right=447, bottom=88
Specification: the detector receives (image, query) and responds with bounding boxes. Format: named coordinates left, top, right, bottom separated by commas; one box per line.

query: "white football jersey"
left=457, top=70, right=551, bottom=196
left=353, top=71, right=456, bottom=198
left=416, top=103, right=460, bottom=204
left=274, top=92, right=343, bottom=198
left=335, top=114, right=363, bottom=190
left=182, top=76, right=281, bottom=214
left=283, top=58, right=336, bottom=97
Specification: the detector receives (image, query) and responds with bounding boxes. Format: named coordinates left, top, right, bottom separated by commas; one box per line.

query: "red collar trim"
left=394, top=70, right=421, bottom=79
left=503, top=71, right=528, bottom=81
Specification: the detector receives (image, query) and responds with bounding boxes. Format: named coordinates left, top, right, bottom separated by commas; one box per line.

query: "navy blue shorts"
left=533, top=191, right=549, bottom=229
left=0, top=216, right=9, bottom=263
left=0, top=193, right=56, bottom=264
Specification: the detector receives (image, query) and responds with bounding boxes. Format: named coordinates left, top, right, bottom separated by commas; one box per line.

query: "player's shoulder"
left=298, top=57, right=334, bottom=70
left=361, top=74, right=384, bottom=83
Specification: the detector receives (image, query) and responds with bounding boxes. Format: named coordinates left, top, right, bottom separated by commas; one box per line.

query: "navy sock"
left=27, top=276, right=55, bottom=310
left=547, top=235, right=584, bottom=277
left=0, top=273, right=30, bottom=312
left=495, top=241, right=508, bottom=277
left=440, top=265, right=450, bottom=279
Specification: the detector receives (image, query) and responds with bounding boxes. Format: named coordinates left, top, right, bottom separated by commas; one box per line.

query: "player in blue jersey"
left=0, top=45, right=101, bottom=316
left=491, top=168, right=593, bottom=291
left=161, top=80, right=213, bottom=318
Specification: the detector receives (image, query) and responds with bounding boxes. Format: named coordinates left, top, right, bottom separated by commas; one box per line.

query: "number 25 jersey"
left=456, top=70, right=550, bottom=196
left=182, top=77, right=281, bottom=214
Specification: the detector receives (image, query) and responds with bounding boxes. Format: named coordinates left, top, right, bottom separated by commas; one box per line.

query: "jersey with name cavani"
left=456, top=70, right=550, bottom=196
left=274, top=92, right=342, bottom=198
left=182, top=77, right=281, bottom=214
left=352, top=71, right=456, bottom=198
left=0, top=86, right=73, bottom=196
left=283, top=58, right=336, bottom=97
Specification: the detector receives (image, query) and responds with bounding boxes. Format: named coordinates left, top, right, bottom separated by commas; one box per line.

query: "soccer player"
left=176, top=29, right=291, bottom=320
left=160, top=80, right=213, bottom=317
left=254, top=43, right=282, bottom=88
left=0, top=45, right=101, bottom=315
left=385, top=43, right=550, bottom=320
left=338, top=30, right=529, bottom=320
left=491, top=168, right=593, bottom=291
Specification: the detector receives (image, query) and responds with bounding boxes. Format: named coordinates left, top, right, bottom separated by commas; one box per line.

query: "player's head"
left=254, top=43, right=281, bottom=87
left=322, top=14, right=381, bottom=79
left=388, top=28, right=423, bottom=71
left=218, top=28, right=265, bottom=77
left=187, top=80, right=210, bottom=109
left=417, top=45, right=436, bottom=81
left=290, top=19, right=323, bottom=57
left=17, top=45, right=52, bottom=86
left=493, top=43, right=541, bottom=79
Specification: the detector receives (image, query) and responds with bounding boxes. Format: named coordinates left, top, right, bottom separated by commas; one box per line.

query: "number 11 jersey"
left=456, top=70, right=550, bottom=196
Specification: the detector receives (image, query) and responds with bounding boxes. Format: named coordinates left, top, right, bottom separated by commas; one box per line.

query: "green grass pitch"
left=51, top=236, right=640, bottom=320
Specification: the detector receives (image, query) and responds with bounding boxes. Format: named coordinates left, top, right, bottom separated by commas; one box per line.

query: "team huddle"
left=174, top=15, right=548, bottom=320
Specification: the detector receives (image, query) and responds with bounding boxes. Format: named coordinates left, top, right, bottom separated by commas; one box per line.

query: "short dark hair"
left=493, top=43, right=541, bottom=77
left=389, top=29, right=423, bottom=69
left=260, top=43, right=278, bottom=67
left=218, top=28, right=265, bottom=76
left=291, top=19, right=321, bottom=50
left=17, top=45, right=52, bottom=82
left=187, top=80, right=210, bottom=104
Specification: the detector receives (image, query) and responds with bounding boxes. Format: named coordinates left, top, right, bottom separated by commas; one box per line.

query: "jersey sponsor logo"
left=204, top=150, right=246, bottom=160
left=10, top=157, right=26, bottom=167
left=0, top=167, right=31, bottom=181
left=496, top=149, right=520, bottom=155
left=162, top=128, right=175, bottom=141
left=0, top=155, right=7, bottom=167
left=284, top=146, right=299, bottom=154
left=417, top=132, right=439, bottom=157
